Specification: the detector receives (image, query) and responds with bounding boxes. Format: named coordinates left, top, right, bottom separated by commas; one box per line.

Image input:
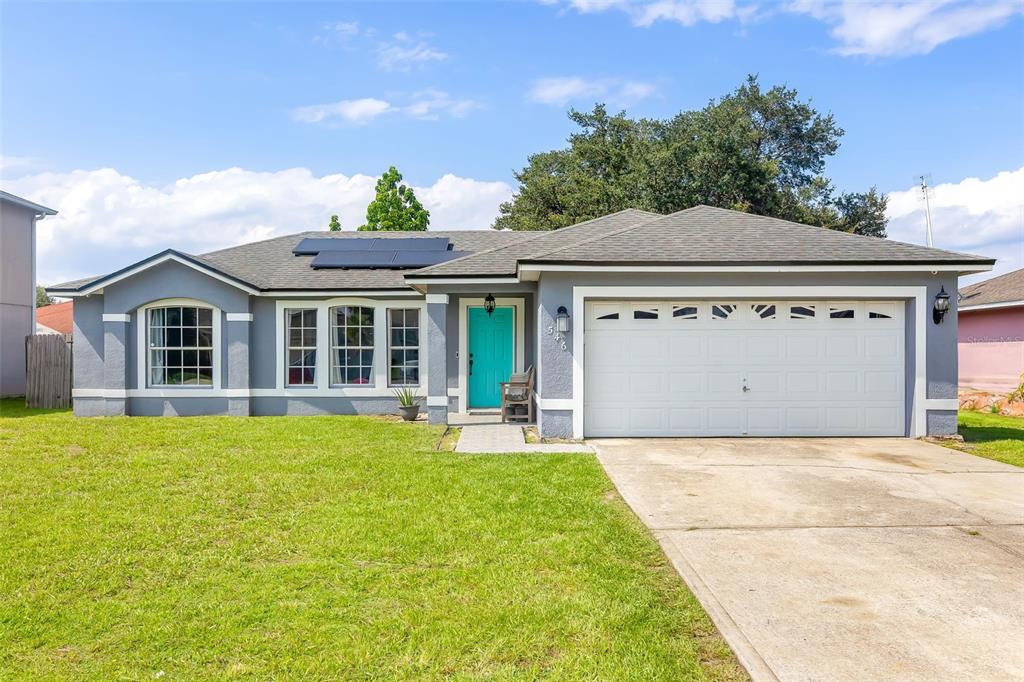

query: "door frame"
left=570, top=285, right=945, bottom=439
left=459, top=297, right=525, bottom=413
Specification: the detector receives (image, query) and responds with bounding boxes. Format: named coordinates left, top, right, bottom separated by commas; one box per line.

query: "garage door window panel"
left=829, top=305, right=856, bottom=319
left=632, top=304, right=659, bottom=320
left=672, top=304, right=699, bottom=320
left=712, top=304, right=738, bottom=320
left=790, top=304, right=817, bottom=320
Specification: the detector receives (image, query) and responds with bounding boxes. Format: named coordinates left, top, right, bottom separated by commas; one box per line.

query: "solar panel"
left=311, top=250, right=466, bottom=269
left=293, top=236, right=450, bottom=256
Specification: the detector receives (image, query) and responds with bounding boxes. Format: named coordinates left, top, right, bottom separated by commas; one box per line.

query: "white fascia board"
left=519, top=263, right=993, bottom=274
left=263, top=289, right=420, bottom=298
left=80, top=253, right=260, bottom=296
left=404, top=277, right=521, bottom=285
left=958, top=300, right=1024, bottom=312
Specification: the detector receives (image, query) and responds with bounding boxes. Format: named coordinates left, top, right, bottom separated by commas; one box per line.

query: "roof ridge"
left=199, top=231, right=318, bottom=257
left=521, top=206, right=696, bottom=261
left=689, top=205, right=990, bottom=260
left=409, top=208, right=657, bottom=276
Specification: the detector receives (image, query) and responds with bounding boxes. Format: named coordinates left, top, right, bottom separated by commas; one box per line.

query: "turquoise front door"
left=468, top=307, right=514, bottom=408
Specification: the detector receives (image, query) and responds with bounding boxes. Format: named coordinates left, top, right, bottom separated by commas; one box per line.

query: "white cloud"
left=787, top=0, right=1023, bottom=57
left=291, top=90, right=481, bottom=125
left=404, top=89, right=481, bottom=120
left=885, top=167, right=1024, bottom=284
left=528, top=76, right=658, bottom=106
left=377, top=33, right=448, bottom=71
left=558, top=0, right=1021, bottom=57
left=319, top=20, right=362, bottom=42
left=4, top=167, right=513, bottom=285
left=564, top=0, right=752, bottom=26
left=290, top=98, right=394, bottom=124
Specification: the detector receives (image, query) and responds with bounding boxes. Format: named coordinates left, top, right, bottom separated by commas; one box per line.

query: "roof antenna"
left=919, top=175, right=934, bottom=248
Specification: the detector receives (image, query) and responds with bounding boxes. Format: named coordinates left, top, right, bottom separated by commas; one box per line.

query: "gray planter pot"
left=399, top=404, right=421, bottom=422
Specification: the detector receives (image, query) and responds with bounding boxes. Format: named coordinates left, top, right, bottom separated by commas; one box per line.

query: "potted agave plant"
left=393, top=387, right=421, bottom=422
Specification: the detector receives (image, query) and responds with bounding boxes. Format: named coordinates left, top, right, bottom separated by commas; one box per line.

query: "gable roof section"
left=48, top=249, right=263, bottom=295
left=959, top=268, right=1024, bottom=309
left=519, top=205, right=994, bottom=267
left=406, top=209, right=662, bottom=279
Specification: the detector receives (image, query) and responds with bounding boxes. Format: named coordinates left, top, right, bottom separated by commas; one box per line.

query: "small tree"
left=36, top=286, right=53, bottom=308
left=359, top=166, right=430, bottom=231
left=328, top=214, right=341, bottom=231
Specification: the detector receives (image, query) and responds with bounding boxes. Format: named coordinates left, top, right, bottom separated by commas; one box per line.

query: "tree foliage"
left=494, top=75, right=887, bottom=237
left=36, top=286, right=53, bottom=308
left=359, top=166, right=430, bottom=231
left=328, top=214, right=341, bottom=231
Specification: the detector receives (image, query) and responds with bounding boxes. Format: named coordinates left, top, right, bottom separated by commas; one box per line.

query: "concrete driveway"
left=593, top=438, right=1024, bottom=682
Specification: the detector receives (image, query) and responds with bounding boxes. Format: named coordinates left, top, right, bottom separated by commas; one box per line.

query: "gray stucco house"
left=1, top=190, right=57, bottom=397
left=49, top=206, right=994, bottom=438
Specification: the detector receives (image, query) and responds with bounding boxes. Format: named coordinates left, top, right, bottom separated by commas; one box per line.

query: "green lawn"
left=954, top=410, right=1024, bottom=468
left=0, top=399, right=742, bottom=680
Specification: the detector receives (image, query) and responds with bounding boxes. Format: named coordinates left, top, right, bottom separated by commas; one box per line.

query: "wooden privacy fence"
left=25, top=333, right=73, bottom=409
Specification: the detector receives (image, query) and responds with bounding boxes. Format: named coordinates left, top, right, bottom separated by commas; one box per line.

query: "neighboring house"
left=0, top=190, right=57, bottom=397
left=36, top=300, right=74, bottom=335
left=958, top=268, right=1024, bottom=393
left=48, top=205, right=993, bottom=438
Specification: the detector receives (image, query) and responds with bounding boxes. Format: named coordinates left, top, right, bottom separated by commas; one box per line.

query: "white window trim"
left=284, top=307, right=320, bottom=388
left=135, top=298, right=223, bottom=393
left=273, top=298, right=427, bottom=397
left=457, top=297, right=526, bottom=414
left=569, top=286, right=933, bottom=439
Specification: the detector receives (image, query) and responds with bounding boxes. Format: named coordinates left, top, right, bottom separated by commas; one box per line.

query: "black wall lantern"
left=933, top=286, right=951, bottom=324
left=483, top=293, right=496, bottom=316
left=555, top=306, right=571, bottom=333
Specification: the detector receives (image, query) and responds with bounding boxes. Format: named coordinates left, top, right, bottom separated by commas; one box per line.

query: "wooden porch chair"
left=500, top=366, right=535, bottom=424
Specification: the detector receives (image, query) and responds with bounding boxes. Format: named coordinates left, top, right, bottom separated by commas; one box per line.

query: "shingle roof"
left=520, top=205, right=994, bottom=266
left=408, top=209, right=662, bottom=278
left=959, top=268, right=1024, bottom=308
left=48, top=206, right=995, bottom=294
left=48, top=230, right=537, bottom=293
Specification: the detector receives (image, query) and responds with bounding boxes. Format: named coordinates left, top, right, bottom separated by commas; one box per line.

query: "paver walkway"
left=455, top=423, right=592, bottom=453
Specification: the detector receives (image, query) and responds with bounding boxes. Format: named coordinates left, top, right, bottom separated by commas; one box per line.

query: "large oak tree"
left=494, top=76, right=887, bottom=237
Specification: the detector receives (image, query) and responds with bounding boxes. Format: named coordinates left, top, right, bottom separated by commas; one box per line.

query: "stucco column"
left=536, top=276, right=574, bottom=439
left=425, top=295, right=448, bottom=424
left=225, top=311, right=252, bottom=416
left=102, top=313, right=129, bottom=416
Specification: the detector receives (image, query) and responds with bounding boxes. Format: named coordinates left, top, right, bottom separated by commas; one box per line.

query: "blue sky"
left=2, top=1, right=1022, bottom=284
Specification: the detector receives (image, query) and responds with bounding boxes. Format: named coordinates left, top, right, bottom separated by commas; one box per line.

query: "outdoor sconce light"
left=555, top=306, right=571, bottom=333
left=484, top=293, right=496, bottom=316
left=933, top=286, right=950, bottom=324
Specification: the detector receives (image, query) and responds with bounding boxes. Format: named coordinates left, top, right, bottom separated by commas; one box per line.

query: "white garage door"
left=584, top=300, right=905, bottom=437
